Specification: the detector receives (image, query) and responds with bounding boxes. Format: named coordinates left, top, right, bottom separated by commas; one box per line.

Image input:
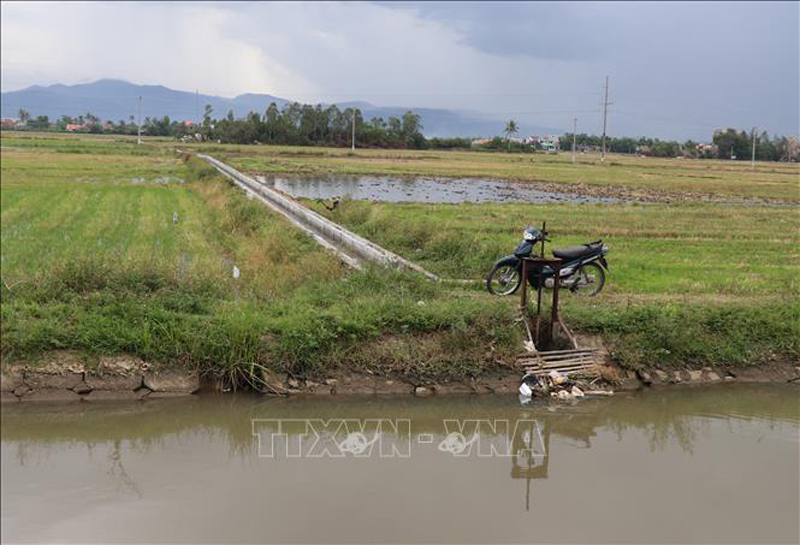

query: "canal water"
left=259, top=174, right=619, bottom=204
left=2, top=384, right=798, bottom=543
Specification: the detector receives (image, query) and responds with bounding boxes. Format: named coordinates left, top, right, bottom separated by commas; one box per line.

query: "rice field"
left=319, top=200, right=800, bottom=299
left=1, top=131, right=797, bottom=377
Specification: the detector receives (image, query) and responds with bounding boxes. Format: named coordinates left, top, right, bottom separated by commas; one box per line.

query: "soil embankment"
left=3, top=350, right=797, bottom=402
left=1, top=352, right=199, bottom=403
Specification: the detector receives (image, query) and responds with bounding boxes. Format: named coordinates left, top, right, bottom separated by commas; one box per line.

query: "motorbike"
left=486, top=226, right=610, bottom=296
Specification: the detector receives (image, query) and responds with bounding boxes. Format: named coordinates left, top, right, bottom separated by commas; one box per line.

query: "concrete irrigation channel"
left=196, top=154, right=440, bottom=281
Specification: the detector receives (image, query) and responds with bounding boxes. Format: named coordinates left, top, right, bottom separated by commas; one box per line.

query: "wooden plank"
left=519, top=355, right=596, bottom=366
left=538, top=349, right=596, bottom=356
left=524, top=361, right=598, bottom=370
left=540, top=355, right=596, bottom=364
left=518, top=355, right=594, bottom=362
left=525, top=365, right=599, bottom=375
left=515, top=349, right=595, bottom=358
left=524, top=368, right=599, bottom=376
left=525, top=364, right=597, bottom=373
left=539, top=349, right=596, bottom=357
left=520, top=362, right=596, bottom=371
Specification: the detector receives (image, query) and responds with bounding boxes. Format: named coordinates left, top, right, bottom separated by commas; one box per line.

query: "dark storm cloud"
left=385, top=1, right=799, bottom=137
left=383, top=2, right=607, bottom=60
left=3, top=1, right=798, bottom=139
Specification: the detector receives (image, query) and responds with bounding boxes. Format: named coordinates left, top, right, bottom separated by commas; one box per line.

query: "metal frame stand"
left=516, top=223, right=599, bottom=375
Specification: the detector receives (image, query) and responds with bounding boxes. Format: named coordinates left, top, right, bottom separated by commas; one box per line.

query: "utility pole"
left=351, top=111, right=356, bottom=151
left=600, top=75, right=612, bottom=162
left=195, top=90, right=199, bottom=126
left=137, top=95, right=142, bottom=145
left=751, top=127, right=757, bottom=171
left=572, top=117, right=577, bottom=164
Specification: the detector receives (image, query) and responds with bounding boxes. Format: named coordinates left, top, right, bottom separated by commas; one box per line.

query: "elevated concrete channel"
left=197, top=154, right=440, bottom=281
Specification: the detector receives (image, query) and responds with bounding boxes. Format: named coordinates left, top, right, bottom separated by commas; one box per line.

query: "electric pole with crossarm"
left=600, top=76, right=612, bottom=162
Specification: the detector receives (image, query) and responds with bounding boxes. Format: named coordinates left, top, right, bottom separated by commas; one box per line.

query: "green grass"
left=319, top=200, right=800, bottom=298
left=2, top=131, right=798, bottom=382
left=0, top=135, right=520, bottom=385
left=564, top=302, right=799, bottom=371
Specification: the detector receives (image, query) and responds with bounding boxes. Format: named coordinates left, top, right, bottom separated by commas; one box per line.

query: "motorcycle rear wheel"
left=486, top=264, right=521, bottom=296
left=570, top=262, right=605, bottom=297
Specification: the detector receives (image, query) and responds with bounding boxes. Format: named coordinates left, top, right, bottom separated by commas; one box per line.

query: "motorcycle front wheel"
left=486, top=264, right=522, bottom=295
left=569, top=262, right=605, bottom=297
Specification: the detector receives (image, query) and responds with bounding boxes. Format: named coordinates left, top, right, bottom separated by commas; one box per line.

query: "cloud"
left=0, top=2, right=314, bottom=97
left=1, top=1, right=798, bottom=139
left=382, top=2, right=609, bottom=60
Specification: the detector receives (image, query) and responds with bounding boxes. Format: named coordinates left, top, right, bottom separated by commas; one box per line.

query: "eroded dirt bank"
left=1, top=352, right=199, bottom=403
left=2, top=350, right=798, bottom=403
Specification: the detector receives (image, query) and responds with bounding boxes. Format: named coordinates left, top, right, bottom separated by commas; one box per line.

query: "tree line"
left=10, top=107, right=799, bottom=161
left=193, top=103, right=426, bottom=148
left=561, top=130, right=800, bottom=161
left=14, top=103, right=425, bottom=148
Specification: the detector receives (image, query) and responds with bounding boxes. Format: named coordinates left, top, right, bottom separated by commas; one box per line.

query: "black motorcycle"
left=486, top=226, right=610, bottom=296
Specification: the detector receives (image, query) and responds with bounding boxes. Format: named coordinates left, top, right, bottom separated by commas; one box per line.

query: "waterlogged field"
left=1, top=131, right=798, bottom=379
left=180, top=142, right=800, bottom=202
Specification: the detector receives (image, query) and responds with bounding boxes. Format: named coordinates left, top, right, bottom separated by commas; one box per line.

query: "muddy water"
left=260, top=174, right=619, bottom=204
left=2, top=384, right=798, bottom=544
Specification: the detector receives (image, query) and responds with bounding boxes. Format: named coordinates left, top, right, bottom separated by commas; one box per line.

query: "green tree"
left=202, top=104, right=214, bottom=135
left=713, top=128, right=750, bottom=160
left=504, top=120, right=519, bottom=150
left=401, top=111, right=423, bottom=148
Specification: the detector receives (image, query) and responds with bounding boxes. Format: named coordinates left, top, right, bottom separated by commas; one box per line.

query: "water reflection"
left=2, top=384, right=798, bottom=544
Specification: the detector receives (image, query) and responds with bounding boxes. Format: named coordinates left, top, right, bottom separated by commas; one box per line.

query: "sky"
left=1, top=1, right=798, bottom=140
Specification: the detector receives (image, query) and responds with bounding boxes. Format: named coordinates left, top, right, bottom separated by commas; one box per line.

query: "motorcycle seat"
left=553, top=241, right=603, bottom=260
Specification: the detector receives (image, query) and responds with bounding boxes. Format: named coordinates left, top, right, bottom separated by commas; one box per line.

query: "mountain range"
left=0, top=79, right=557, bottom=138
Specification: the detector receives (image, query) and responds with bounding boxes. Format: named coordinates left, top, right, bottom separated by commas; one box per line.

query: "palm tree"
left=504, top=120, right=518, bottom=150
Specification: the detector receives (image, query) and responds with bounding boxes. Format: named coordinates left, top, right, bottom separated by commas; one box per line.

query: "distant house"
left=1, top=118, right=19, bottom=128
left=65, top=124, right=86, bottom=132
left=182, top=120, right=194, bottom=127
left=525, top=135, right=559, bottom=152
left=470, top=138, right=492, bottom=147
left=695, top=142, right=717, bottom=156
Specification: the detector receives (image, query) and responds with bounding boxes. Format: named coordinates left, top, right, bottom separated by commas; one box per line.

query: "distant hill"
left=1, top=79, right=556, bottom=138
